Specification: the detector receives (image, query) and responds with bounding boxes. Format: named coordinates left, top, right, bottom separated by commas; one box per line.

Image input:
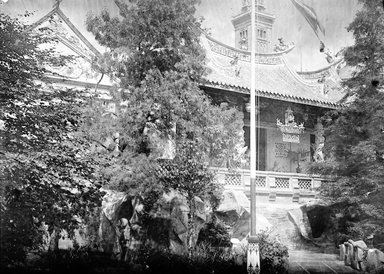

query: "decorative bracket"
left=247, top=241, right=260, bottom=274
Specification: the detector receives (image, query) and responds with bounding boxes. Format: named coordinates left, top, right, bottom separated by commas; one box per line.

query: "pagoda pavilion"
left=200, top=0, right=344, bottom=203
left=3, top=0, right=346, bottom=204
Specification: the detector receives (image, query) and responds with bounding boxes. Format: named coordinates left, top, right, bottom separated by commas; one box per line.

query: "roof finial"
left=241, top=0, right=265, bottom=12
left=53, top=0, right=62, bottom=9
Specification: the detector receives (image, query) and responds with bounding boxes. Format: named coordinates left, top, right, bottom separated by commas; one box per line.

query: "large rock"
left=215, top=190, right=271, bottom=240
left=348, top=240, right=367, bottom=270
left=98, top=189, right=134, bottom=253
left=155, top=190, right=208, bottom=253
left=97, top=189, right=210, bottom=254
left=72, top=189, right=275, bottom=254
left=365, top=248, right=384, bottom=272
left=288, top=206, right=313, bottom=240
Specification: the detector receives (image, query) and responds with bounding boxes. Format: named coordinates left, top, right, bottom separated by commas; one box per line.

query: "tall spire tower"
left=232, top=0, right=275, bottom=53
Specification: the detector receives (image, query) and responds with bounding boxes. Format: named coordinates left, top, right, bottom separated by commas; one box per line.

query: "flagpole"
left=247, top=0, right=260, bottom=273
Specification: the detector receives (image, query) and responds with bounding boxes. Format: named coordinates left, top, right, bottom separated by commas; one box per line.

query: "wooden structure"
left=3, top=0, right=346, bottom=204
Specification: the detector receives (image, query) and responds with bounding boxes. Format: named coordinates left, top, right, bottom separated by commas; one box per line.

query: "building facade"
left=199, top=2, right=344, bottom=203
left=3, top=0, right=346, bottom=203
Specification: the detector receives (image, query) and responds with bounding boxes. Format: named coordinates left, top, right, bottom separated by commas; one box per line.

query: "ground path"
left=288, top=250, right=360, bottom=273
left=254, top=203, right=359, bottom=273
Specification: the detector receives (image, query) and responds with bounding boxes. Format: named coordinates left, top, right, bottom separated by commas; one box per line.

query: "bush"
left=257, top=231, right=289, bottom=274
left=144, top=248, right=241, bottom=274
left=131, top=230, right=288, bottom=274
left=197, top=219, right=231, bottom=247
left=1, top=230, right=288, bottom=274
left=233, top=230, right=289, bottom=274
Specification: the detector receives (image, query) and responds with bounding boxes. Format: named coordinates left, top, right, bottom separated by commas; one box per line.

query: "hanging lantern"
left=277, top=107, right=304, bottom=143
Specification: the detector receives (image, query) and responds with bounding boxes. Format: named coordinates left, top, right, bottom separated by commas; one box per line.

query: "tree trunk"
left=187, top=197, right=196, bottom=258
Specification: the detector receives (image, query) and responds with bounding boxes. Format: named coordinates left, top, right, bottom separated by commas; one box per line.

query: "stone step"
left=288, top=251, right=360, bottom=274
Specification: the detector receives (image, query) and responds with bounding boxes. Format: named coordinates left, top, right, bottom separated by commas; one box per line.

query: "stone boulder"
left=348, top=240, right=367, bottom=270
left=365, top=248, right=384, bottom=272
left=97, top=189, right=209, bottom=255
left=339, top=240, right=384, bottom=272
left=154, top=190, right=208, bottom=253
left=55, top=189, right=129, bottom=252
left=288, top=206, right=313, bottom=240
left=215, top=190, right=271, bottom=241
left=98, top=189, right=134, bottom=253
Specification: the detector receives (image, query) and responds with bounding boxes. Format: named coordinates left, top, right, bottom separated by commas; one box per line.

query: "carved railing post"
left=247, top=238, right=260, bottom=274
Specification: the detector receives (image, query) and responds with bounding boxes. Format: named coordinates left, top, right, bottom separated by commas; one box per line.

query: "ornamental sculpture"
left=273, top=37, right=289, bottom=52
left=313, top=118, right=325, bottom=162
left=276, top=107, right=304, bottom=143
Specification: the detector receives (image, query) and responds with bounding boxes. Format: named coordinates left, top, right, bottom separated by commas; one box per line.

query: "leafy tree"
left=156, top=141, right=219, bottom=255
left=85, top=0, right=245, bottom=251
left=0, top=14, right=104, bottom=265
left=311, top=0, right=384, bottom=241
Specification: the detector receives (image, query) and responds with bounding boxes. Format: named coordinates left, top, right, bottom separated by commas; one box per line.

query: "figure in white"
left=313, top=118, right=325, bottom=162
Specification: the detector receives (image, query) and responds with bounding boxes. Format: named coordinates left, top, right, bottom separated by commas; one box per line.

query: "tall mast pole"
left=250, top=0, right=256, bottom=236
left=247, top=0, right=260, bottom=273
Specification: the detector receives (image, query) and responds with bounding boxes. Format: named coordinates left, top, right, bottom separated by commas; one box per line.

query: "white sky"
left=1, top=0, right=360, bottom=71
left=196, top=0, right=360, bottom=71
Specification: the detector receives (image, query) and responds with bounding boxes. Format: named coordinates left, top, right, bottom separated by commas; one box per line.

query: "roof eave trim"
left=201, top=28, right=295, bottom=56
left=298, top=58, right=344, bottom=75
left=55, top=8, right=101, bottom=58
left=25, top=6, right=102, bottom=58
left=201, top=81, right=340, bottom=109
left=281, top=56, right=326, bottom=90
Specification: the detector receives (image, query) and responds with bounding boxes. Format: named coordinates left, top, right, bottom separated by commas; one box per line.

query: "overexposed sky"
left=1, top=0, right=360, bottom=71
left=196, top=0, right=359, bottom=71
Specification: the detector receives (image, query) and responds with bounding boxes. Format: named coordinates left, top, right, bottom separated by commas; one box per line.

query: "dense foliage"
left=4, top=233, right=288, bottom=274
left=197, top=219, right=232, bottom=247
left=85, top=0, right=245, bottom=253
left=0, top=14, right=104, bottom=266
left=311, top=0, right=384, bottom=242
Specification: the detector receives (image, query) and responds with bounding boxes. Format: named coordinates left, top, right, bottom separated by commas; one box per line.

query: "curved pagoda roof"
left=3, top=0, right=345, bottom=108
left=201, top=33, right=344, bottom=108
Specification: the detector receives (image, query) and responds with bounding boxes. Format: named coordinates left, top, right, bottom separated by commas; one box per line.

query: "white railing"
left=212, top=168, right=323, bottom=194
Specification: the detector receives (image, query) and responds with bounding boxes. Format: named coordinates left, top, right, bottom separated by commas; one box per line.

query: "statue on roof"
left=230, top=56, right=241, bottom=77
left=323, top=47, right=345, bottom=64
left=274, top=37, right=290, bottom=52
left=324, top=48, right=334, bottom=63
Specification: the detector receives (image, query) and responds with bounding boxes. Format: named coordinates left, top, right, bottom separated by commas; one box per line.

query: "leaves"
left=84, top=0, right=244, bottom=255
left=84, top=0, right=244, bottom=196
left=0, top=13, right=104, bottom=265
left=310, top=0, right=384, bottom=241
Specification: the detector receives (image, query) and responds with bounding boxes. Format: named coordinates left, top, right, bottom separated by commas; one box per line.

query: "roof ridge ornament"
left=274, top=37, right=293, bottom=52
left=53, top=0, right=62, bottom=9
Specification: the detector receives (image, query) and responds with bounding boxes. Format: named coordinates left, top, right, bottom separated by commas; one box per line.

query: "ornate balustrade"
left=212, top=168, right=325, bottom=202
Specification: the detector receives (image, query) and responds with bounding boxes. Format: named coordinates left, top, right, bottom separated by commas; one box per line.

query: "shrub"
left=233, top=230, right=289, bottom=274
left=197, top=219, right=231, bottom=247
left=257, top=231, right=289, bottom=274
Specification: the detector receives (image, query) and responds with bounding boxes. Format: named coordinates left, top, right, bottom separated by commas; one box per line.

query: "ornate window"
left=240, top=29, right=248, bottom=40
left=239, top=29, right=248, bottom=50
left=256, top=29, right=267, bottom=39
